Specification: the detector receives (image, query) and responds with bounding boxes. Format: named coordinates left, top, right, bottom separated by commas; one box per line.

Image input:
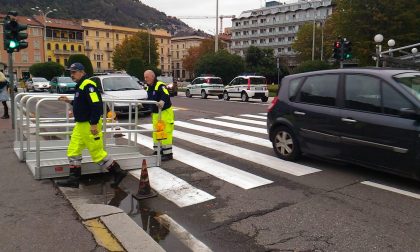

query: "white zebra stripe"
left=240, top=114, right=267, bottom=120
left=215, top=116, right=266, bottom=126
left=192, top=118, right=267, bottom=134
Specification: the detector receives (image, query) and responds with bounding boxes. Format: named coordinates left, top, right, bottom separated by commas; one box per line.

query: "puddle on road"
left=80, top=175, right=190, bottom=251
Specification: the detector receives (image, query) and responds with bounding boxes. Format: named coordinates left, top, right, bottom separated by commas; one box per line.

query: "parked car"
left=89, top=74, right=150, bottom=116
left=157, top=76, right=177, bottom=96
left=224, top=75, right=269, bottom=102
left=26, top=77, right=50, bottom=92
left=267, top=68, right=420, bottom=180
left=186, top=76, right=224, bottom=99
left=50, top=76, right=77, bottom=93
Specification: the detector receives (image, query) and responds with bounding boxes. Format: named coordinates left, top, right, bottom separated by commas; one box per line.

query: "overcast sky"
left=141, top=0, right=269, bottom=34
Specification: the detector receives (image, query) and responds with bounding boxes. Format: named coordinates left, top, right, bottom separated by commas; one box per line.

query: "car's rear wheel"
left=218, top=94, right=223, bottom=99
left=223, top=91, right=230, bottom=101
left=186, top=89, right=192, bottom=98
left=261, top=96, right=268, bottom=102
left=201, top=90, right=207, bottom=99
left=272, top=126, right=301, bottom=161
left=241, top=92, right=249, bottom=102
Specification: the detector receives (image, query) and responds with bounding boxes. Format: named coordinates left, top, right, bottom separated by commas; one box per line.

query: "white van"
left=89, top=74, right=150, bottom=115
left=224, top=75, right=269, bottom=102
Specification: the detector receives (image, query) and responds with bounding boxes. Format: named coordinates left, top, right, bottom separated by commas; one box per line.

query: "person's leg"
left=152, top=113, right=159, bottom=154
left=1, top=101, right=9, bottom=119
left=57, top=122, right=85, bottom=188
left=161, top=107, right=174, bottom=161
left=86, top=119, right=126, bottom=188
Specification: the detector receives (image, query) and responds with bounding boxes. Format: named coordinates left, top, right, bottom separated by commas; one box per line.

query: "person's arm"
left=84, top=84, right=103, bottom=127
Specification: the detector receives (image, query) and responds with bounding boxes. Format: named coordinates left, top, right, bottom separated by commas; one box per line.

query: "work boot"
left=56, top=166, right=81, bottom=188
left=108, top=161, right=127, bottom=188
left=1, top=112, right=9, bottom=119
left=161, top=153, right=173, bottom=161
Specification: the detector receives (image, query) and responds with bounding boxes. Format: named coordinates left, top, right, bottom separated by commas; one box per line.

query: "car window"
left=249, top=77, right=266, bottom=85
left=33, top=78, right=48, bottom=82
left=345, top=75, right=381, bottom=113
left=288, top=77, right=302, bottom=101
left=230, top=78, right=237, bottom=85
left=393, top=73, right=420, bottom=102
left=382, top=83, right=414, bottom=116
left=191, top=79, right=197, bottom=85
left=58, top=77, right=74, bottom=83
left=208, top=78, right=223, bottom=84
left=299, top=74, right=338, bottom=106
left=102, top=77, right=141, bottom=91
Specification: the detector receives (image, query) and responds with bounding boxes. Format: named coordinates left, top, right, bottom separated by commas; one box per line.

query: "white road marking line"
left=215, top=116, right=266, bottom=126
left=122, top=128, right=272, bottom=190
left=155, top=214, right=213, bottom=252
left=176, top=121, right=272, bottom=148
left=259, top=113, right=267, bottom=116
left=130, top=167, right=215, bottom=208
left=192, top=118, right=267, bottom=134
left=178, top=95, right=268, bottom=106
left=361, top=181, right=420, bottom=200
left=239, top=114, right=267, bottom=120
left=141, top=125, right=320, bottom=176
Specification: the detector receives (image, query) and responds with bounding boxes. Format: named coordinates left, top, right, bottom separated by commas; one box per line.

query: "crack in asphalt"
left=206, top=202, right=293, bottom=232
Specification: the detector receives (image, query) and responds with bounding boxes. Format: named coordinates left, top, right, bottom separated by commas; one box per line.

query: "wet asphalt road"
left=34, top=93, right=420, bottom=251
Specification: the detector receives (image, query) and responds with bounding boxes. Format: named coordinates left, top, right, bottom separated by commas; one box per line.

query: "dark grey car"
left=267, top=68, right=420, bottom=180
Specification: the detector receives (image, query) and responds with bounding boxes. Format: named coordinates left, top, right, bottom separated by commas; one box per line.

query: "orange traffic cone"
left=133, top=159, right=158, bottom=200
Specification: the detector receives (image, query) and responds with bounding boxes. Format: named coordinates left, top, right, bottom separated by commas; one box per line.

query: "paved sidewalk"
left=0, top=105, right=104, bottom=251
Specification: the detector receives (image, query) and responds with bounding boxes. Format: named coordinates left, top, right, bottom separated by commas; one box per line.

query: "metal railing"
left=14, top=93, right=161, bottom=169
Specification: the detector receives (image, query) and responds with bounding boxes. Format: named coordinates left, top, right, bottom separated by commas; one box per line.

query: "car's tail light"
left=268, top=96, right=278, bottom=112
left=247, top=78, right=251, bottom=90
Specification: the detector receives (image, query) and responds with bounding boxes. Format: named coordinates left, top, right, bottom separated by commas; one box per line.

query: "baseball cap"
left=67, top=62, right=85, bottom=71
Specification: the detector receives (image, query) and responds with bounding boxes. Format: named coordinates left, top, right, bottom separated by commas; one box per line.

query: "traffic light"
left=3, top=14, right=28, bottom=53
left=333, top=40, right=342, bottom=60
left=342, top=40, right=352, bottom=60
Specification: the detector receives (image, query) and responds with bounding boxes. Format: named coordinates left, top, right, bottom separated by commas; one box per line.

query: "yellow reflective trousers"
left=152, top=107, right=174, bottom=154
left=67, top=119, right=108, bottom=163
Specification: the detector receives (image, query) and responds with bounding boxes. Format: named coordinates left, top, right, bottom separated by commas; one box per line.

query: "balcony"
left=54, top=50, right=77, bottom=55
left=85, top=46, right=92, bottom=51
left=105, top=47, right=113, bottom=52
left=47, top=37, right=83, bottom=43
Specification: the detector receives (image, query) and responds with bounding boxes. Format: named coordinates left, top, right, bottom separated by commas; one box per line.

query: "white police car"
left=223, top=75, right=269, bottom=102
left=185, top=76, right=224, bottom=99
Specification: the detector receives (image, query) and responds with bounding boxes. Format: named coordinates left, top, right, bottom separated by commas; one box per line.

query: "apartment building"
left=231, top=0, right=333, bottom=66
left=82, top=19, right=171, bottom=74
left=171, top=33, right=207, bottom=80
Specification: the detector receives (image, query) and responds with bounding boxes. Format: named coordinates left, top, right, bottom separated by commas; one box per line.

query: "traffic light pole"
left=8, top=52, right=15, bottom=129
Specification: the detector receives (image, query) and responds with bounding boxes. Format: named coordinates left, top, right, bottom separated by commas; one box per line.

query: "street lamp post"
left=215, top=0, right=219, bottom=53
left=374, top=34, right=384, bottom=67
left=311, top=2, right=317, bottom=61
left=31, top=6, right=57, bottom=62
left=140, top=23, right=157, bottom=65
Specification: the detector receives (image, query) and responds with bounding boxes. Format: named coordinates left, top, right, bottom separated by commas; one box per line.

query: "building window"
left=125, top=34, right=127, bottom=39
left=107, top=43, right=110, bottom=49
left=116, top=34, right=119, bottom=40
left=34, top=40, right=40, bottom=49
left=55, top=44, right=59, bottom=50
left=106, top=32, right=109, bottom=38
left=108, top=62, right=111, bottom=69
left=63, top=44, right=67, bottom=51
left=86, top=30, right=89, bottom=36
left=71, top=45, right=74, bottom=51
left=56, top=58, right=60, bottom=64
left=161, top=39, right=163, bottom=43
left=176, top=51, right=179, bottom=59
left=48, top=57, right=52, bottom=62
left=252, top=20, right=257, bottom=24
left=161, top=48, right=163, bottom=54
left=96, top=31, right=99, bottom=37
left=96, top=42, right=100, bottom=49
left=97, top=62, right=101, bottom=68
left=161, top=65, right=164, bottom=71
left=161, top=57, right=164, bottom=63
left=47, top=43, right=51, bottom=50
left=64, top=58, right=68, bottom=66
left=260, top=18, right=266, bottom=23
left=22, top=53, right=28, bottom=63
left=78, top=45, right=82, bottom=51
left=34, top=54, right=41, bottom=63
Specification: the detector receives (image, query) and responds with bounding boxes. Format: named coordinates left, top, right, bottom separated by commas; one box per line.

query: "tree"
left=195, top=50, right=244, bottom=84
left=126, top=58, right=146, bottom=80
left=328, top=0, right=420, bottom=65
left=67, top=54, right=94, bottom=76
left=293, top=60, right=332, bottom=74
left=244, top=46, right=279, bottom=83
left=113, top=31, right=159, bottom=70
left=183, top=38, right=226, bottom=77
left=29, top=62, right=65, bottom=81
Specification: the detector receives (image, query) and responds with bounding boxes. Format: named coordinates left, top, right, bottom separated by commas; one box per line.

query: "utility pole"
left=215, top=0, right=219, bottom=52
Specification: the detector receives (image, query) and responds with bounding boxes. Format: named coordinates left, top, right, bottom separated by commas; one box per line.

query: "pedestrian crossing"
left=121, top=112, right=320, bottom=208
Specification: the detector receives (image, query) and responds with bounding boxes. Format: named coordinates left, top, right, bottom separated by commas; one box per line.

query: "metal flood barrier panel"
left=14, top=92, right=162, bottom=179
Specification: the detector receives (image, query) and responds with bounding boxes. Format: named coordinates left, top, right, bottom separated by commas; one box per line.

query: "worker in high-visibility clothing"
left=144, top=70, right=174, bottom=161
left=57, top=63, right=127, bottom=188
